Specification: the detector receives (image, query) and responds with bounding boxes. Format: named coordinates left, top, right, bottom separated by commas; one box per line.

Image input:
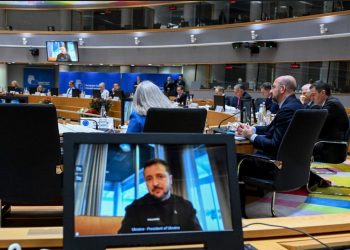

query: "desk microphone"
left=218, top=110, right=240, bottom=128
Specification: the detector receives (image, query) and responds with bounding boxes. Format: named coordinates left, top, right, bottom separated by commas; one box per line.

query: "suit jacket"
left=319, top=96, right=349, bottom=140
left=265, top=96, right=279, bottom=114
left=176, top=93, right=188, bottom=105
left=118, top=194, right=201, bottom=234
left=253, top=94, right=304, bottom=158
left=232, top=91, right=252, bottom=108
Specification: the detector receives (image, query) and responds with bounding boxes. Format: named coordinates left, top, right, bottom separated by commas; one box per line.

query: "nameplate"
left=81, top=117, right=114, bottom=130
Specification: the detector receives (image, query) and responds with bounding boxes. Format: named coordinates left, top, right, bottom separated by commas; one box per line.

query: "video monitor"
left=63, top=133, right=243, bottom=250
left=50, top=88, right=59, bottom=96
left=92, top=89, right=101, bottom=99
left=72, top=89, right=81, bottom=98
left=46, top=41, right=79, bottom=62
left=214, top=95, right=225, bottom=111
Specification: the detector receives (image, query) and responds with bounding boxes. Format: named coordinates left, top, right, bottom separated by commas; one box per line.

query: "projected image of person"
left=118, top=158, right=202, bottom=234
left=56, top=45, right=72, bottom=62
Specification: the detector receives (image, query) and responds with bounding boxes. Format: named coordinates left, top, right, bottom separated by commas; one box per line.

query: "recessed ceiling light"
left=99, top=63, right=104, bottom=66
left=131, top=64, right=135, bottom=67
left=147, top=64, right=152, bottom=66
left=89, top=64, right=92, bottom=66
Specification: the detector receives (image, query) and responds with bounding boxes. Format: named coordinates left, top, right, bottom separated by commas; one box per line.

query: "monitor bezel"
left=46, top=41, right=79, bottom=62
left=63, top=133, right=243, bottom=250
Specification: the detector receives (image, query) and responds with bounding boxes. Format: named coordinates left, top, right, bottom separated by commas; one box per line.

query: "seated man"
left=110, top=82, right=125, bottom=99
left=310, top=82, right=349, bottom=162
left=259, top=82, right=278, bottom=114
left=66, top=80, right=75, bottom=97
left=163, top=76, right=176, bottom=97
left=175, top=85, right=188, bottom=105
left=300, top=83, right=315, bottom=109
left=237, top=75, right=303, bottom=159
left=118, top=158, right=201, bottom=234
left=232, top=83, right=251, bottom=109
left=214, top=86, right=234, bottom=107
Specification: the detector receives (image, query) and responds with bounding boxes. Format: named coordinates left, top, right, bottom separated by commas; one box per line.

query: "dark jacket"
left=118, top=193, right=202, bottom=234
left=319, top=96, right=349, bottom=141
left=176, top=93, right=188, bottom=105
left=253, top=94, right=304, bottom=158
left=232, top=92, right=252, bottom=108
left=265, top=96, right=279, bottom=114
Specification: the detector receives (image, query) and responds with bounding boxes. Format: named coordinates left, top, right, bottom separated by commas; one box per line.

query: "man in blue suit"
left=237, top=75, right=303, bottom=158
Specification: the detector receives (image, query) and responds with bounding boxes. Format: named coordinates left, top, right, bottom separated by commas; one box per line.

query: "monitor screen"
left=92, top=89, right=101, bottom=99
left=63, top=133, right=243, bottom=250
left=214, top=95, right=225, bottom=111
left=46, top=41, right=79, bottom=62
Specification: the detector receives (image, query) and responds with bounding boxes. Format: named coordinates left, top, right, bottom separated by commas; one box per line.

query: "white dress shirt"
left=66, top=87, right=74, bottom=97
left=100, top=89, right=110, bottom=99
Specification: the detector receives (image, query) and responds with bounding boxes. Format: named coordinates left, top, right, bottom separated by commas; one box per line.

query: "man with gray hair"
left=300, top=83, right=314, bottom=108
left=237, top=75, right=303, bottom=158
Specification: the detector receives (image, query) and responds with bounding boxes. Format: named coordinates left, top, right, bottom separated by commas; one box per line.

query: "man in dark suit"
left=164, top=76, right=176, bottom=97
left=310, top=82, right=348, bottom=140
left=175, top=85, right=188, bottom=105
left=237, top=75, right=303, bottom=217
left=175, top=75, right=186, bottom=88
left=232, top=83, right=251, bottom=109
left=237, top=75, right=303, bottom=158
left=310, top=82, right=349, bottom=162
left=260, top=82, right=278, bottom=114
left=110, top=82, right=125, bottom=99
left=214, top=86, right=235, bottom=107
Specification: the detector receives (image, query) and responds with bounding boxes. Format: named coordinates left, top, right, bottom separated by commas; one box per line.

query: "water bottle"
left=100, top=105, right=106, bottom=117
left=258, top=104, right=265, bottom=126
left=47, top=89, right=51, bottom=96
left=261, top=102, right=266, bottom=116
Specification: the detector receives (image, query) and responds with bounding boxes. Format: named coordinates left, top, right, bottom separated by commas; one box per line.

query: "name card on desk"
left=80, top=117, right=114, bottom=130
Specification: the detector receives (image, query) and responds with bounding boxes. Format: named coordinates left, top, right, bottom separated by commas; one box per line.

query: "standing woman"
left=127, top=81, right=173, bottom=133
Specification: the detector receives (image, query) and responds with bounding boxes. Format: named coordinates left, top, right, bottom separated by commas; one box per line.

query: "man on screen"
left=56, top=46, right=72, bottom=62
left=118, top=158, right=202, bottom=234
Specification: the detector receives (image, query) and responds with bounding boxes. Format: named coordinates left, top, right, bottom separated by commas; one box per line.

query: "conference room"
left=0, top=1, right=350, bottom=250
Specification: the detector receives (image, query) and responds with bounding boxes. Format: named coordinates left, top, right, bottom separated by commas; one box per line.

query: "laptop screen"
left=63, top=133, right=243, bottom=250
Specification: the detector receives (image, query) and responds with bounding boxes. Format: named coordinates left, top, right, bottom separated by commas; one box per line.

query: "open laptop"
left=143, top=108, right=207, bottom=133
left=63, top=133, right=244, bottom=250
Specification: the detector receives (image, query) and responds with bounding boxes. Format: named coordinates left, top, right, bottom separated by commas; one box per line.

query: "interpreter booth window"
left=74, top=143, right=232, bottom=235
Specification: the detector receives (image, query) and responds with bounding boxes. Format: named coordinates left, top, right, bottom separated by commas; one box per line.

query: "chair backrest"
left=0, top=104, right=62, bottom=205
left=274, top=109, right=328, bottom=191
left=143, top=108, right=207, bottom=133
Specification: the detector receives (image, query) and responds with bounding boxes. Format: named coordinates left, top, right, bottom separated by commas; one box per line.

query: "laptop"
left=92, top=89, right=101, bottom=99
left=63, top=133, right=244, bottom=250
left=143, top=108, right=207, bottom=133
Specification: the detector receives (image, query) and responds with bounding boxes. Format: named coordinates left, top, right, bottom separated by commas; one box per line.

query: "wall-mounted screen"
left=46, top=41, right=79, bottom=62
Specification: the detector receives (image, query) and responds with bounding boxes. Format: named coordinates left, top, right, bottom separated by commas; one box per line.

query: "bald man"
left=237, top=75, right=303, bottom=158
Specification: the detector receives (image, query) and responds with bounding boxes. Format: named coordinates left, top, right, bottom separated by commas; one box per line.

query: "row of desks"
left=1, top=213, right=349, bottom=249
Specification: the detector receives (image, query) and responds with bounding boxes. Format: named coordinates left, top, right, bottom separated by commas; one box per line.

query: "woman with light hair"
left=127, top=80, right=173, bottom=133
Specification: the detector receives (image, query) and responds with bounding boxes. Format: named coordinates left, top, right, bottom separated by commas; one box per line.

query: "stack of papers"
left=58, top=123, right=103, bottom=134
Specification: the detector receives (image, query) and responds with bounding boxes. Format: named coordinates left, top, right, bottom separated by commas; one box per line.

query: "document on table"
left=58, top=123, right=103, bottom=134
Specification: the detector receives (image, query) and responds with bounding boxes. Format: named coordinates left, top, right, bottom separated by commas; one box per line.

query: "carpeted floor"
left=245, top=160, right=350, bottom=218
